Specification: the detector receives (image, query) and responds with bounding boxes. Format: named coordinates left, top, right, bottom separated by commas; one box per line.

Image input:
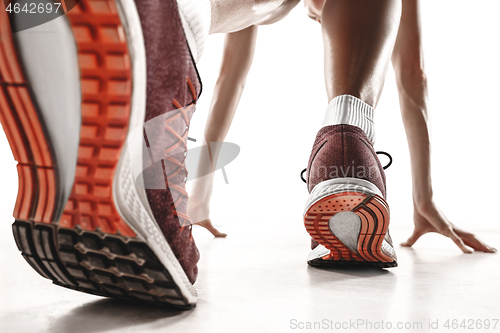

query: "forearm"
left=191, top=26, right=257, bottom=197
left=391, top=0, right=435, bottom=210
left=395, top=71, right=434, bottom=209
left=204, top=77, right=247, bottom=143
left=204, top=25, right=257, bottom=144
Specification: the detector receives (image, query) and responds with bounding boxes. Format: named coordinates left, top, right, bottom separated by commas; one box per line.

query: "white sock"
left=322, top=94, right=375, bottom=143
left=176, top=0, right=211, bottom=63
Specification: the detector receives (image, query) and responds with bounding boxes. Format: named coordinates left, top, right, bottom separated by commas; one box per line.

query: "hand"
left=194, top=219, right=227, bottom=238
left=401, top=202, right=497, bottom=253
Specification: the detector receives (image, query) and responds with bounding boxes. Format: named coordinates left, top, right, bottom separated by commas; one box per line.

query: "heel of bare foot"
left=194, top=219, right=227, bottom=237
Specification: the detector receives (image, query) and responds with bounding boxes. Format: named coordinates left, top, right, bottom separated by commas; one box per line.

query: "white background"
left=0, top=1, right=499, bottom=240
left=188, top=0, right=500, bottom=235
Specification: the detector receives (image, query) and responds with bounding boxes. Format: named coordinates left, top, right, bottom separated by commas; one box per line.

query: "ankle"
left=322, top=94, right=375, bottom=143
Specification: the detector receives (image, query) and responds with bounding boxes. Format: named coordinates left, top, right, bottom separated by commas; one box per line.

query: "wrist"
left=412, top=190, right=435, bottom=213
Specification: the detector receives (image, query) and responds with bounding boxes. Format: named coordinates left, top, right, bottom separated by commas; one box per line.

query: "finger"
left=401, top=229, right=424, bottom=247
left=462, top=237, right=497, bottom=253
left=445, top=228, right=473, bottom=254
left=453, top=228, right=497, bottom=253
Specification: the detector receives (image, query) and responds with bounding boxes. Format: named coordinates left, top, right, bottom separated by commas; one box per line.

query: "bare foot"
left=194, top=219, right=227, bottom=237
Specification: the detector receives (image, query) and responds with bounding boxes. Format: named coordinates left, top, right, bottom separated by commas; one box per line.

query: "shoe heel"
left=304, top=178, right=396, bottom=265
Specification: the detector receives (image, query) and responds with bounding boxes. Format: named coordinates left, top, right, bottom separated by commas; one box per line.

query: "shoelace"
left=300, top=151, right=393, bottom=183
left=165, top=77, right=197, bottom=231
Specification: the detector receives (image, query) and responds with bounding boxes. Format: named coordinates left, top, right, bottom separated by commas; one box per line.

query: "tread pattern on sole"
left=0, top=6, right=57, bottom=223
left=61, top=0, right=135, bottom=236
left=13, top=220, right=192, bottom=307
left=304, top=191, right=397, bottom=267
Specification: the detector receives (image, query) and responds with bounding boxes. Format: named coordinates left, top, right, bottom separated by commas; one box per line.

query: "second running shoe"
left=303, top=124, right=397, bottom=268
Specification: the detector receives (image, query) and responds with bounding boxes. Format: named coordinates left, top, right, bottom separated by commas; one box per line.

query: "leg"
left=322, top=0, right=401, bottom=106
left=305, top=0, right=402, bottom=266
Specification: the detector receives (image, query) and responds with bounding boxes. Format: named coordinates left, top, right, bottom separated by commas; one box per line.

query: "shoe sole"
left=0, top=0, right=196, bottom=308
left=304, top=178, right=397, bottom=268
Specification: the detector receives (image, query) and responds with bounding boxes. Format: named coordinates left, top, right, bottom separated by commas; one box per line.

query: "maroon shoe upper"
left=306, top=124, right=386, bottom=198
left=134, top=0, right=201, bottom=283
left=306, top=125, right=387, bottom=251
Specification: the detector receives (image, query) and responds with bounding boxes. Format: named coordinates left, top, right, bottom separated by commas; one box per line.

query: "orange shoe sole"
left=61, top=0, right=135, bottom=236
left=0, top=0, right=134, bottom=233
left=0, top=1, right=195, bottom=307
left=304, top=191, right=397, bottom=268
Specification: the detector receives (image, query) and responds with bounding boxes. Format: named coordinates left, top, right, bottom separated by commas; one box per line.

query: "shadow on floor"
left=49, top=298, right=194, bottom=333
left=308, top=264, right=391, bottom=277
left=306, top=263, right=394, bottom=287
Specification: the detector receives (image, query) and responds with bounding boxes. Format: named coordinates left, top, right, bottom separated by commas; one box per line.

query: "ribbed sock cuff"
left=176, top=0, right=211, bottom=63
left=322, top=94, right=375, bottom=143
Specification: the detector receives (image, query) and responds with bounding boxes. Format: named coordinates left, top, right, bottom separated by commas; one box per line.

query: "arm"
left=204, top=0, right=298, bottom=141
left=189, top=1, right=297, bottom=235
left=188, top=26, right=258, bottom=234
left=391, top=0, right=495, bottom=253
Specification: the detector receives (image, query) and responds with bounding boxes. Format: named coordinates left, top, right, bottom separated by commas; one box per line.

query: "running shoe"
left=0, top=0, right=201, bottom=307
left=303, top=124, right=397, bottom=268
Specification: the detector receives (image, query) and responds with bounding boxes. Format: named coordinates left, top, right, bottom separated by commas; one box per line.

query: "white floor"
left=0, top=218, right=498, bottom=333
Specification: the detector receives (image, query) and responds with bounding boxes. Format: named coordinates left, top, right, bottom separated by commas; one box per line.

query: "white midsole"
left=307, top=244, right=330, bottom=262
left=113, top=0, right=197, bottom=305
left=307, top=241, right=396, bottom=262
left=303, top=177, right=383, bottom=216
